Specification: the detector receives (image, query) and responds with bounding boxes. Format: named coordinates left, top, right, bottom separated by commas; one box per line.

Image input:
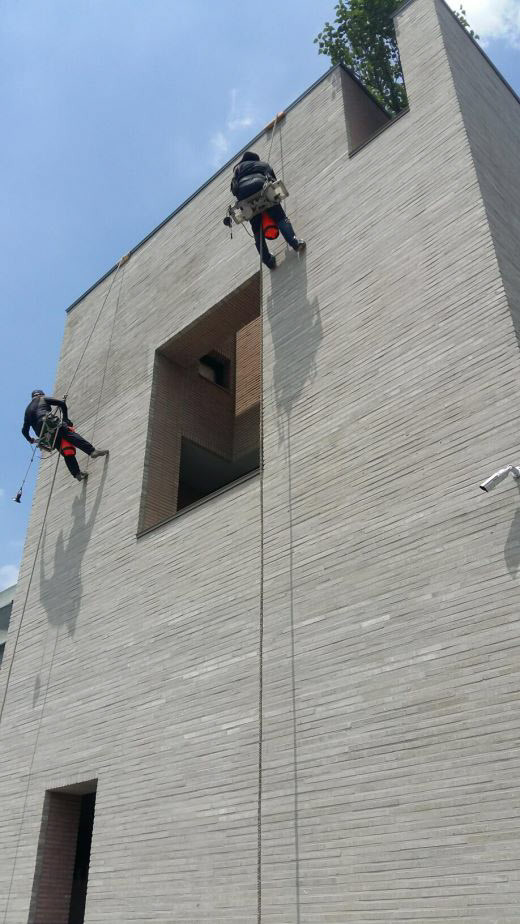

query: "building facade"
left=2, top=0, right=520, bottom=920
left=0, top=585, right=15, bottom=667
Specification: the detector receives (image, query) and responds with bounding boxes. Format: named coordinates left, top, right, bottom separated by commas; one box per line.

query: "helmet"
left=240, top=151, right=260, bottom=162
left=31, top=389, right=45, bottom=398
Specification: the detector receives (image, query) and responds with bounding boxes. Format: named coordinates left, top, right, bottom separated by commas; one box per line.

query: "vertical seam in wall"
left=136, top=351, right=160, bottom=534
left=433, top=0, right=511, bottom=317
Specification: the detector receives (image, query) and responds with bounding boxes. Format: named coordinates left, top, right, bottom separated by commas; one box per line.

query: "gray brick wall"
left=2, top=1, right=520, bottom=920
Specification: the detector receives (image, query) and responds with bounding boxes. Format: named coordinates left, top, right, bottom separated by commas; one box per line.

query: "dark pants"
left=57, top=426, right=94, bottom=479
left=251, top=204, right=299, bottom=267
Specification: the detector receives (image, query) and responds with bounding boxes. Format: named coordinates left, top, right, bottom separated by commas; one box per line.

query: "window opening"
left=29, top=781, right=97, bottom=924
left=339, top=66, right=395, bottom=154
left=139, top=273, right=261, bottom=532
left=0, top=589, right=14, bottom=668
left=68, top=791, right=96, bottom=924
left=199, top=352, right=231, bottom=388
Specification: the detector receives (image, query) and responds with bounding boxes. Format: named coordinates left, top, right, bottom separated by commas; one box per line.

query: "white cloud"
left=210, top=88, right=257, bottom=168
left=450, top=0, right=520, bottom=46
left=210, top=130, right=229, bottom=164
left=227, top=88, right=254, bottom=132
left=0, top=564, right=19, bottom=591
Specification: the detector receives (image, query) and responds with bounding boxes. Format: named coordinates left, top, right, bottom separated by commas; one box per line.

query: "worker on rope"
left=230, top=151, right=306, bottom=270
left=22, top=390, right=108, bottom=482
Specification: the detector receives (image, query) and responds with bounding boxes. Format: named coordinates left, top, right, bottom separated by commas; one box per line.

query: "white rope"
left=256, top=230, right=265, bottom=924
left=1, top=252, right=129, bottom=922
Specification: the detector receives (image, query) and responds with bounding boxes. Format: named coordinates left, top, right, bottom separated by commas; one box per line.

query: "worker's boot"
left=294, top=239, right=306, bottom=253
left=91, top=449, right=109, bottom=459
left=266, top=255, right=277, bottom=271
left=76, top=472, right=88, bottom=482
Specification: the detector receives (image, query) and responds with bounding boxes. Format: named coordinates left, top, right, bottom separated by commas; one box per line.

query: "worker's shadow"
left=38, top=459, right=109, bottom=638
left=264, top=250, right=322, bottom=920
left=265, top=250, right=322, bottom=435
left=504, top=485, right=520, bottom=578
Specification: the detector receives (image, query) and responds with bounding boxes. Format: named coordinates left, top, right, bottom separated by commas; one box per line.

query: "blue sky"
left=1, top=0, right=519, bottom=590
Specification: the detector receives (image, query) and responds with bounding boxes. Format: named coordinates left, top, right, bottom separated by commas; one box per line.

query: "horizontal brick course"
left=2, top=1, right=520, bottom=921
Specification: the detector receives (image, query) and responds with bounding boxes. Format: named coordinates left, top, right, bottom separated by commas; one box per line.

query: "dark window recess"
left=177, top=437, right=260, bottom=512
left=339, top=66, right=393, bottom=154
left=199, top=352, right=230, bottom=388
left=29, top=781, right=97, bottom=924
left=138, top=272, right=261, bottom=532
left=0, top=597, right=13, bottom=669
left=68, top=792, right=96, bottom=924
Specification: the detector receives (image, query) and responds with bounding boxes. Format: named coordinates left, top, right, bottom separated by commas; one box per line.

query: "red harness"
left=60, top=427, right=76, bottom=458
left=262, top=210, right=279, bottom=240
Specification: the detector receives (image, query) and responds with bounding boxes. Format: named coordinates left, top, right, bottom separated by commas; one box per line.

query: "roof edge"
left=67, top=60, right=393, bottom=314
left=67, top=64, right=343, bottom=314
left=394, top=0, right=520, bottom=109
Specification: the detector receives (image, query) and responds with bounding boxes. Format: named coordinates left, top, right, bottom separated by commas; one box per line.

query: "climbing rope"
left=256, top=112, right=285, bottom=924
left=86, top=258, right=127, bottom=460
left=256, top=236, right=265, bottom=924
left=0, top=253, right=128, bottom=922
left=0, top=453, right=61, bottom=732
left=1, top=253, right=128, bottom=729
left=64, top=253, right=129, bottom=400
left=267, top=113, right=280, bottom=164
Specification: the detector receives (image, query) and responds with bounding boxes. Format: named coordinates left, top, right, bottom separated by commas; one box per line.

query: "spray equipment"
left=13, top=443, right=39, bottom=505
left=480, top=464, right=520, bottom=493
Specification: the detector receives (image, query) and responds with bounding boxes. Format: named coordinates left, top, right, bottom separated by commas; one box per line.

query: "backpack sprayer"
left=13, top=408, right=67, bottom=503
left=223, top=178, right=289, bottom=231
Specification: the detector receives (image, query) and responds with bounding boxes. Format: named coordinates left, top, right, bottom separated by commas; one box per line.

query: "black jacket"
left=231, top=159, right=276, bottom=200
left=22, top=395, right=70, bottom=443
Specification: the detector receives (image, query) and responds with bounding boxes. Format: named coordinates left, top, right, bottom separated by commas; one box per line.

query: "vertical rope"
left=267, top=114, right=279, bottom=165
left=87, top=259, right=126, bottom=460
left=0, top=453, right=61, bottom=730
left=257, top=117, right=284, bottom=922
left=256, top=236, right=265, bottom=923
left=1, top=252, right=129, bottom=922
left=0, top=452, right=61, bottom=923
left=64, top=255, right=128, bottom=401
left=1, top=257, right=127, bottom=732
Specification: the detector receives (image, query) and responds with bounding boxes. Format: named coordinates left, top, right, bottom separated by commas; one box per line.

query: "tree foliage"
left=315, top=0, right=408, bottom=115
left=453, top=6, right=479, bottom=40
left=315, top=1, right=479, bottom=116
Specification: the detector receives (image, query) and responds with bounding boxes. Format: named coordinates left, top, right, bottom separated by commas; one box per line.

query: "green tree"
left=453, top=6, right=479, bottom=40
left=315, top=1, right=479, bottom=116
left=315, top=0, right=408, bottom=115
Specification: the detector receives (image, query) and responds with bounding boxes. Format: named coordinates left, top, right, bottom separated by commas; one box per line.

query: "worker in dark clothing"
left=230, top=151, right=306, bottom=270
left=22, top=390, right=108, bottom=482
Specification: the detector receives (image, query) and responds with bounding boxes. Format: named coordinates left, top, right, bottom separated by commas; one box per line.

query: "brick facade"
left=2, top=1, right=520, bottom=920
left=140, top=274, right=261, bottom=530
left=29, top=793, right=81, bottom=924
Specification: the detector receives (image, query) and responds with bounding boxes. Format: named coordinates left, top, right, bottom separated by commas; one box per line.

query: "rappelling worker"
left=21, top=390, right=108, bottom=482
left=230, top=151, right=306, bottom=270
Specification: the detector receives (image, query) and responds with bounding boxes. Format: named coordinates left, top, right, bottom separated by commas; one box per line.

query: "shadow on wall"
left=39, top=459, right=109, bottom=637
left=505, top=491, right=520, bottom=578
left=264, top=249, right=322, bottom=921
left=266, top=251, right=322, bottom=434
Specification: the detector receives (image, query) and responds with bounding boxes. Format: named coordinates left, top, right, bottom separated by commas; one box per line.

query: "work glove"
left=65, top=419, right=73, bottom=427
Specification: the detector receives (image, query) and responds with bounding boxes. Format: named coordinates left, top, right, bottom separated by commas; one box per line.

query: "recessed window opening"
left=0, top=589, right=14, bottom=668
left=199, top=352, right=230, bottom=388
left=68, top=791, right=96, bottom=924
left=139, top=273, right=261, bottom=533
left=339, top=66, right=396, bottom=154
left=29, top=781, right=97, bottom=924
